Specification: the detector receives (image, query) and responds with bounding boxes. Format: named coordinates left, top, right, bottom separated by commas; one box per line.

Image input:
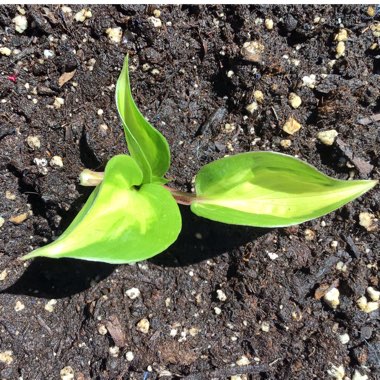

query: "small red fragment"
left=7, top=74, right=17, bottom=83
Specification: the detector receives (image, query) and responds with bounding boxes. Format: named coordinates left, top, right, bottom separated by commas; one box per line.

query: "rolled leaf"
left=23, top=155, right=182, bottom=264
left=191, top=152, right=377, bottom=227
left=116, top=55, right=170, bottom=184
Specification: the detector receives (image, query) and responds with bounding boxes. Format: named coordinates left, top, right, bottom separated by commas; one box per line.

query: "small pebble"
left=54, top=97, right=65, bottom=109
left=26, top=135, right=41, bottom=150
left=214, top=307, right=222, bottom=315
left=280, top=139, right=292, bottom=148
left=106, top=27, right=122, bottom=44
left=265, top=18, right=274, bottom=30
left=169, top=328, right=177, bottom=337
left=261, top=321, right=270, bottom=332
left=336, top=41, right=345, bottom=58
left=136, top=318, right=150, bottom=334
left=245, top=101, right=258, bottom=114
left=367, top=286, right=380, bottom=302
left=0, top=269, right=8, bottom=281
left=288, top=92, right=302, bottom=109
left=317, top=130, right=338, bottom=146
left=302, top=74, right=317, bottom=88
left=153, top=9, right=161, bottom=18
left=253, top=90, right=264, bottom=104
left=304, top=229, right=316, bottom=240
left=5, top=191, right=16, bottom=200
left=60, top=366, right=74, bottom=380
left=50, top=156, right=64, bottom=168
left=335, top=29, right=348, bottom=42
left=142, top=63, right=151, bottom=72
left=125, top=351, right=134, bottom=362
left=0, top=217, right=5, bottom=229
left=227, top=70, right=234, bottom=78
left=97, top=324, right=107, bottom=335
left=356, top=295, right=379, bottom=313
left=97, top=109, right=104, bottom=116
left=367, top=6, right=376, bottom=17
left=15, top=300, right=25, bottom=312
left=0, top=351, right=13, bottom=365
left=148, top=16, right=162, bottom=28
left=125, top=287, right=141, bottom=300
left=267, top=252, right=278, bottom=260
left=327, top=364, right=345, bottom=380
left=224, top=123, right=236, bottom=133
left=9, top=212, right=28, bottom=225
left=359, top=212, right=377, bottom=232
left=241, top=41, right=265, bottom=63
left=43, top=49, right=55, bottom=59
left=189, top=327, right=200, bottom=336
left=12, top=15, right=28, bottom=33
left=336, top=261, right=347, bottom=272
left=44, top=299, right=57, bottom=313
left=216, top=289, right=227, bottom=302
left=236, top=355, right=250, bottom=366
left=0, top=47, right=11, bottom=56
left=338, top=333, right=350, bottom=344
left=61, top=6, right=72, bottom=14
left=17, top=6, right=26, bottom=15
left=74, top=9, right=92, bottom=22
left=109, top=346, right=120, bottom=358
left=370, top=23, right=380, bottom=37
left=352, top=370, right=369, bottom=380
left=151, top=68, right=160, bottom=76
left=282, top=116, right=302, bottom=135
left=323, top=287, right=340, bottom=309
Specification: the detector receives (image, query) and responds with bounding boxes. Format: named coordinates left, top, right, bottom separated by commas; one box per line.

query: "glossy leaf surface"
left=191, top=152, right=377, bottom=227
left=116, top=55, right=170, bottom=184
left=23, top=155, right=181, bottom=264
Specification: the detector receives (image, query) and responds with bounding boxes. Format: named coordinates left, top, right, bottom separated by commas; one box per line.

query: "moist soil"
left=0, top=5, right=379, bottom=380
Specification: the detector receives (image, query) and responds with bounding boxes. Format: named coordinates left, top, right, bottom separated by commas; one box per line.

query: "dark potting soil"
left=0, top=5, right=379, bottom=380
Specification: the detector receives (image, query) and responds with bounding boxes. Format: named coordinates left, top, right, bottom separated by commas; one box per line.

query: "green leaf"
left=191, top=152, right=377, bottom=227
left=116, top=54, right=170, bottom=184
left=23, top=155, right=181, bottom=264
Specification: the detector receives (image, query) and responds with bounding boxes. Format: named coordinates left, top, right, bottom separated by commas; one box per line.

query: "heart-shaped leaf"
left=191, top=152, right=377, bottom=227
left=23, top=155, right=182, bottom=264
left=116, top=55, right=170, bottom=184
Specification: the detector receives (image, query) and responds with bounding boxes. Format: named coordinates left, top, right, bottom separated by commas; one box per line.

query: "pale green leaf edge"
left=116, top=54, right=170, bottom=184
left=22, top=155, right=182, bottom=264
left=191, top=151, right=378, bottom=227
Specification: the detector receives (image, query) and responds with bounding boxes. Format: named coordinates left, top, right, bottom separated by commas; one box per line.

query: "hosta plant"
left=23, top=55, right=377, bottom=264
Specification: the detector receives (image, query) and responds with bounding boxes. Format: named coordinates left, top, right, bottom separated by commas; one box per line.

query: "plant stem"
left=79, top=169, right=104, bottom=186
left=163, top=186, right=197, bottom=205
left=78, top=170, right=197, bottom=205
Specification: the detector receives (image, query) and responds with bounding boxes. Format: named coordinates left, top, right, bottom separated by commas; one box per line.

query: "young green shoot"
left=22, top=55, right=378, bottom=264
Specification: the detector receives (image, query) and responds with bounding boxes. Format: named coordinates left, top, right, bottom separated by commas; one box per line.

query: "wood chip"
left=58, top=70, right=76, bottom=87
left=335, top=138, right=373, bottom=177
left=105, top=315, right=126, bottom=347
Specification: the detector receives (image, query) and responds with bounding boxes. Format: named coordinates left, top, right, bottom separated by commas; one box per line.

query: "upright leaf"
left=191, top=152, right=377, bottom=227
left=23, top=155, right=182, bottom=264
left=116, top=55, right=170, bottom=183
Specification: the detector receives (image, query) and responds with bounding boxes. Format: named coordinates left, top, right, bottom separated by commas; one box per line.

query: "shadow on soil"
left=2, top=206, right=269, bottom=298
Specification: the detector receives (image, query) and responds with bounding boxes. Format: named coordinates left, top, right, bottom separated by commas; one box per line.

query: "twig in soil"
left=36, top=315, right=53, bottom=335
left=181, top=364, right=270, bottom=379
left=195, top=106, right=227, bottom=136
left=271, top=106, right=279, bottom=122
left=335, top=138, right=374, bottom=177
left=357, top=113, right=380, bottom=125
left=342, top=235, right=361, bottom=259
left=366, top=340, right=380, bottom=368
